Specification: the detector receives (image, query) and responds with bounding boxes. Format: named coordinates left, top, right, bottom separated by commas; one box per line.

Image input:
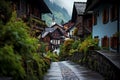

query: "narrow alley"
left=44, top=61, right=104, bottom=80
left=0, top=0, right=120, bottom=80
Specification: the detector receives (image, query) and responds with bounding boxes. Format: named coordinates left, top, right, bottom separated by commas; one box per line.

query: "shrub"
left=64, top=39, right=74, bottom=51
left=73, top=28, right=78, bottom=36
left=0, top=45, right=26, bottom=80
left=71, top=40, right=80, bottom=49
left=78, top=35, right=99, bottom=53
left=0, top=11, right=50, bottom=79
left=59, top=39, right=74, bottom=60
left=46, top=51, right=59, bottom=62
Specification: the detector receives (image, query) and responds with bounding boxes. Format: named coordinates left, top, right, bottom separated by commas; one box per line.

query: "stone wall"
left=68, top=51, right=120, bottom=80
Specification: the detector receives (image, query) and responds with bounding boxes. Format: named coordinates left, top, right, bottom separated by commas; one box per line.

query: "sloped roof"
left=42, top=32, right=49, bottom=38
left=66, top=24, right=75, bottom=32
left=51, top=24, right=63, bottom=29
left=74, top=2, right=86, bottom=15
left=27, top=0, right=51, bottom=13
left=45, top=27, right=55, bottom=32
left=71, top=2, right=86, bottom=22
left=51, top=24, right=65, bottom=33
left=42, top=24, right=65, bottom=38
left=42, top=27, right=54, bottom=38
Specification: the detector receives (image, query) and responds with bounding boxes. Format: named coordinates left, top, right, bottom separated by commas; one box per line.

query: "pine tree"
left=61, top=20, right=64, bottom=25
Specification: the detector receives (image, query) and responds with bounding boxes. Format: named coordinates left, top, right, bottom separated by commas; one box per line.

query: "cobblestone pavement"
left=58, top=62, right=79, bottom=80
left=44, top=61, right=104, bottom=80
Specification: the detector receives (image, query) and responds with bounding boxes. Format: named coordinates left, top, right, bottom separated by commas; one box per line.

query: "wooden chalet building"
left=41, top=24, right=65, bottom=51
left=63, top=21, right=75, bottom=38
left=85, top=0, right=120, bottom=53
left=50, top=28, right=64, bottom=50
left=71, top=2, right=91, bottom=39
left=83, top=10, right=93, bottom=38
left=41, top=31, right=51, bottom=51
left=65, top=24, right=76, bottom=39
left=10, top=0, right=51, bottom=38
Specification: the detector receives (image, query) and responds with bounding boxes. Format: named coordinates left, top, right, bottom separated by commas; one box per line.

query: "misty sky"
left=49, top=0, right=87, bottom=16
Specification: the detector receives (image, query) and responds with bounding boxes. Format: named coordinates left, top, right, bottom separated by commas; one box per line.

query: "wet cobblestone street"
left=44, top=61, right=104, bottom=80
left=58, top=62, right=79, bottom=80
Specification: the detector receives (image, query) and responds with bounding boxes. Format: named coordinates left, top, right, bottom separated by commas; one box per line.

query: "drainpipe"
left=117, top=3, right=119, bottom=53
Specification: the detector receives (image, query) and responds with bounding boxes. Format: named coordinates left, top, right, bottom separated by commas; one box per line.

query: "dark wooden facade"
left=41, top=32, right=51, bottom=51
left=71, top=2, right=92, bottom=40
left=11, top=0, right=51, bottom=38
left=50, top=28, right=64, bottom=50
left=41, top=24, right=65, bottom=51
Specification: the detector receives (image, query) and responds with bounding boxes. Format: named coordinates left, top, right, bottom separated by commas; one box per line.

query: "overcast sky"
left=49, top=0, right=87, bottom=16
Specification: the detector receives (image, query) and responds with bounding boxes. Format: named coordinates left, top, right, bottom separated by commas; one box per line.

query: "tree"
left=61, top=20, right=64, bottom=25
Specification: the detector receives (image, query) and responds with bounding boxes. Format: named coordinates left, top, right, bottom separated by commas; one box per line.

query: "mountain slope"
left=42, top=0, right=70, bottom=27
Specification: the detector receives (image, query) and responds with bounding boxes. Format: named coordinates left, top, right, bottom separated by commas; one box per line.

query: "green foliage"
left=69, top=49, right=78, bottom=56
left=60, top=39, right=79, bottom=59
left=73, top=28, right=78, bottom=36
left=59, top=35, right=99, bottom=60
left=78, top=35, right=99, bottom=53
left=64, top=39, right=74, bottom=51
left=0, top=11, right=50, bottom=79
left=59, top=44, right=65, bottom=55
left=0, top=11, right=38, bottom=55
left=71, top=40, right=81, bottom=50
left=46, top=51, right=59, bottom=62
left=0, top=45, right=26, bottom=80
left=32, top=53, right=47, bottom=80
left=39, top=42, right=46, bottom=54
left=59, top=44, right=66, bottom=59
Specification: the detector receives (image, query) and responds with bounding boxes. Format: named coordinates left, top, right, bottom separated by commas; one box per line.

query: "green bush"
left=59, top=39, right=74, bottom=60
left=32, top=53, right=47, bottom=80
left=78, top=35, right=99, bottom=53
left=0, top=11, right=50, bottom=79
left=71, top=40, right=81, bottom=50
left=46, top=51, right=59, bottom=62
left=0, top=45, right=26, bottom=80
left=59, top=35, right=100, bottom=60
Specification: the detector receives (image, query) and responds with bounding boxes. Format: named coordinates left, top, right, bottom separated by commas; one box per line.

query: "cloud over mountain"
left=42, top=0, right=71, bottom=26
left=49, top=0, right=87, bottom=16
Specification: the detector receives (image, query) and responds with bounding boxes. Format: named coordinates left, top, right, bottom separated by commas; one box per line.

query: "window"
left=102, top=36, right=109, bottom=49
left=58, top=40, right=60, bottom=44
left=92, top=11, right=98, bottom=25
left=110, top=33, right=118, bottom=50
left=110, top=5, right=118, bottom=21
left=102, top=8, right=109, bottom=24
left=88, top=19, right=92, bottom=28
left=111, top=36, right=117, bottom=49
